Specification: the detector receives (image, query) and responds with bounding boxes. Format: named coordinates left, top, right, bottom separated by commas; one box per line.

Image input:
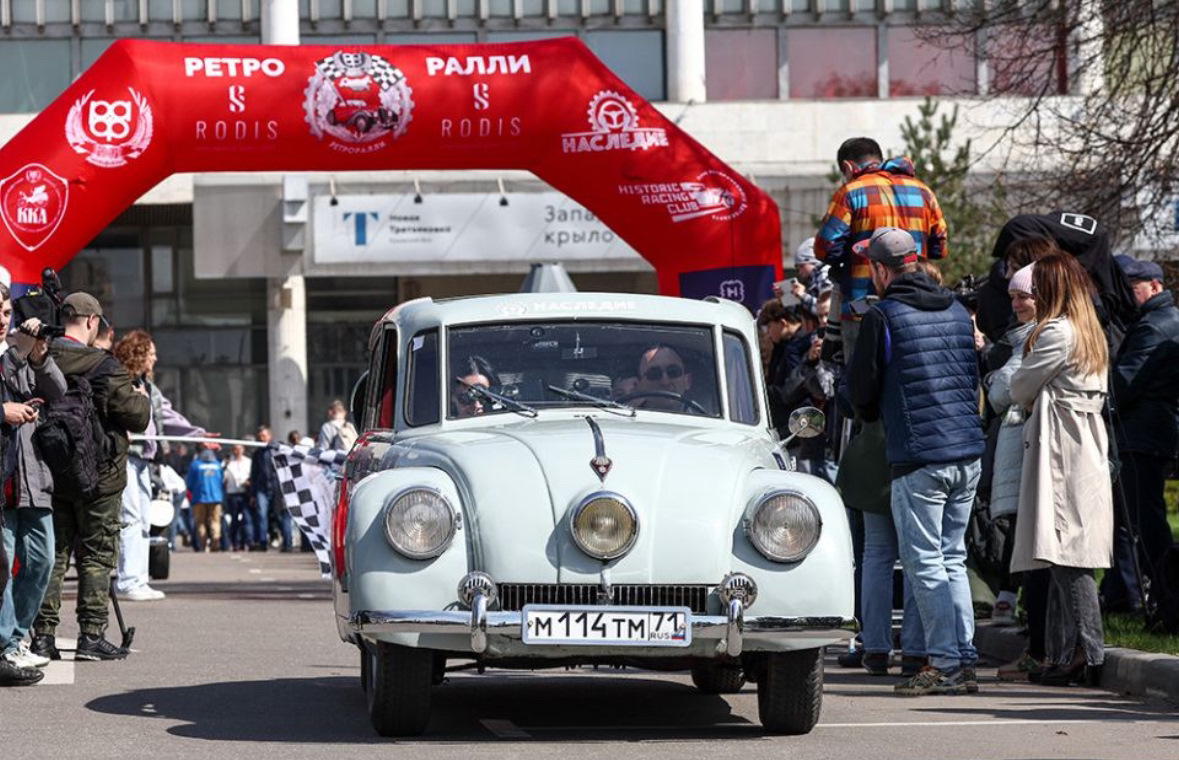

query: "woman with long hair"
left=1009, top=253, right=1113, bottom=686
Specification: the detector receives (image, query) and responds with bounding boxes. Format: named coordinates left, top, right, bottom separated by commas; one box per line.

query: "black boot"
left=29, top=633, right=61, bottom=661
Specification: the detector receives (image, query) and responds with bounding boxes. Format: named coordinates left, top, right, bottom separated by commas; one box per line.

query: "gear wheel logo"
left=587, top=91, right=638, bottom=133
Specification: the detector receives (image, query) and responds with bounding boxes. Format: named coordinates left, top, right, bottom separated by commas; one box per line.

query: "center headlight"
left=745, top=490, right=822, bottom=563
left=383, top=488, right=458, bottom=559
left=570, top=492, right=638, bottom=560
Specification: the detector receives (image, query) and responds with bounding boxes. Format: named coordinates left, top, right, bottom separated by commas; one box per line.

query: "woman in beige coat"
left=1009, top=254, right=1113, bottom=686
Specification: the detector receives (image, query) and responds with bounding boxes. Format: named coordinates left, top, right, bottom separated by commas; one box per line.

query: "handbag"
left=834, top=419, right=891, bottom=515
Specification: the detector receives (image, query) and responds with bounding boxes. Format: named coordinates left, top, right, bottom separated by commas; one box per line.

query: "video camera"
left=12, top=268, right=67, bottom=340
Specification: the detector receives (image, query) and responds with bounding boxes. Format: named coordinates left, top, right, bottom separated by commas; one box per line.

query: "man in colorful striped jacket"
left=815, top=137, right=948, bottom=362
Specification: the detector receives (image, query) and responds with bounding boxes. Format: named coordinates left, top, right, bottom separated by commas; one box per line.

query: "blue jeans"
left=0, top=508, right=55, bottom=653
left=890, top=459, right=980, bottom=671
left=861, top=510, right=925, bottom=656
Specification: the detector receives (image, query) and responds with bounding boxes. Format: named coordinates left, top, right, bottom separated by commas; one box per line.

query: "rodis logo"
left=0, top=164, right=69, bottom=252
left=65, top=87, right=153, bottom=168
left=561, top=91, right=668, bottom=154
left=618, top=171, right=748, bottom=223
left=304, top=51, right=414, bottom=154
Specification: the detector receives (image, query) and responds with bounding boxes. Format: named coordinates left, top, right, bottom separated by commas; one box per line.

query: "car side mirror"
left=787, top=407, right=825, bottom=440
left=350, top=370, right=369, bottom=429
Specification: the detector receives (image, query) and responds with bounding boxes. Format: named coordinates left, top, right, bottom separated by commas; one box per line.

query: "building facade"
left=0, top=0, right=1068, bottom=437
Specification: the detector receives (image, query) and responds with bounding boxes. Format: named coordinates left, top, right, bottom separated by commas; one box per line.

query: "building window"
left=586, top=30, right=666, bottom=102
left=705, top=28, right=779, bottom=101
left=0, top=40, right=72, bottom=113
left=889, top=27, right=976, bottom=96
left=987, top=25, right=1068, bottom=96
left=786, top=27, right=877, bottom=99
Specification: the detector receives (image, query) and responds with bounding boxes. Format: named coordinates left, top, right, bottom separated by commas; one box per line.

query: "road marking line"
left=39, top=639, right=76, bottom=685
left=481, top=719, right=531, bottom=738
left=817, top=719, right=1125, bottom=728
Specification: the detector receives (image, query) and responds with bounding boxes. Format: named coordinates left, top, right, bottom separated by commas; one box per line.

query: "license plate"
left=522, top=605, right=692, bottom=647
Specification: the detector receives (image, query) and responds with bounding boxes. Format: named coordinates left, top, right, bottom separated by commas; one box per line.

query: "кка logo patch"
left=0, top=164, right=69, bottom=252
left=560, top=91, right=669, bottom=154
left=65, top=87, right=153, bottom=168
left=304, top=51, right=414, bottom=152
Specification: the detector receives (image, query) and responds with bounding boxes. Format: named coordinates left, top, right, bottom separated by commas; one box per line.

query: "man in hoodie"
left=31, top=293, right=150, bottom=662
left=848, top=228, right=985, bottom=697
left=815, top=137, right=948, bottom=363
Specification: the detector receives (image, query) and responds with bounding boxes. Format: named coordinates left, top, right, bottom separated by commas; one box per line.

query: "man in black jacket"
left=249, top=425, right=280, bottom=552
left=1105, top=257, right=1179, bottom=613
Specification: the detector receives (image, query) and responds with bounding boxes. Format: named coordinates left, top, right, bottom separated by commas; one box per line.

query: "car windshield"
left=444, top=321, right=722, bottom=419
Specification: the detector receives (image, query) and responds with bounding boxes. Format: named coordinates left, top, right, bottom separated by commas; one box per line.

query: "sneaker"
left=962, top=666, right=980, bottom=694
left=75, top=633, right=129, bottom=661
left=121, top=586, right=165, bottom=602
left=0, top=658, right=44, bottom=686
left=4, top=641, right=50, bottom=668
left=895, top=666, right=969, bottom=696
left=837, top=647, right=864, bottom=668
left=862, top=652, right=890, bottom=676
left=991, top=600, right=1016, bottom=627
left=997, top=651, right=1043, bottom=682
left=29, top=633, right=61, bottom=661
left=900, top=654, right=928, bottom=677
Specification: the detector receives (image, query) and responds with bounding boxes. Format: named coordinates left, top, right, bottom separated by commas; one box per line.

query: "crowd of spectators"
left=0, top=280, right=358, bottom=685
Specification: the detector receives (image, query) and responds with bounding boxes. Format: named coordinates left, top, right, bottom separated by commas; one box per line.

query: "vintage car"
left=335, top=292, right=854, bottom=737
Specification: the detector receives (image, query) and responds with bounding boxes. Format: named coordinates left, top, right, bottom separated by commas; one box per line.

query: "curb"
left=974, top=623, right=1179, bottom=704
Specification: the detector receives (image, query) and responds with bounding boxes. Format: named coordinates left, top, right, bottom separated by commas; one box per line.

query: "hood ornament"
left=585, top=417, right=612, bottom=482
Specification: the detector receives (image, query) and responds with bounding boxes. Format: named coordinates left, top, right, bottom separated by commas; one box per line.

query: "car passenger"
left=451, top=355, right=496, bottom=418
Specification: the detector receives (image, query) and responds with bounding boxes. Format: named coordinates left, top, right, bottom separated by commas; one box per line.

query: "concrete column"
left=261, top=0, right=300, bottom=45
left=666, top=0, right=706, bottom=104
left=267, top=276, right=309, bottom=437
left=262, top=0, right=309, bottom=435
left=1072, top=0, right=1104, bottom=96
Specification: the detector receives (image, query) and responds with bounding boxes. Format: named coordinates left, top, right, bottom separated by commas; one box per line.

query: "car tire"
left=756, top=648, right=823, bottom=735
left=690, top=664, right=745, bottom=694
left=359, top=642, right=370, bottom=693
left=366, top=642, right=433, bottom=737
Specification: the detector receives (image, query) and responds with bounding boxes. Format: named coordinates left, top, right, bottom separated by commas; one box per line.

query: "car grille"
left=497, top=584, right=713, bottom=614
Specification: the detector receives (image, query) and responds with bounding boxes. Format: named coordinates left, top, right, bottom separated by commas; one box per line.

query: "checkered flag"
left=312, top=52, right=406, bottom=89
left=271, top=443, right=349, bottom=579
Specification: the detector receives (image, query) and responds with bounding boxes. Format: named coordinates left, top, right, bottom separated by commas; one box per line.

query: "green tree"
left=899, top=97, right=1003, bottom=286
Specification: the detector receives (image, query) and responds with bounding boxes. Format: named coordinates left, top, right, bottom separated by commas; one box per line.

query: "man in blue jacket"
left=185, top=444, right=225, bottom=552
left=1105, top=257, right=1179, bottom=613
left=848, top=227, right=985, bottom=696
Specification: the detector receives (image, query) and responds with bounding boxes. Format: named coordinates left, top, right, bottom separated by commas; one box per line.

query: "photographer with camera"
left=0, top=282, right=66, bottom=685
left=31, top=293, right=149, bottom=661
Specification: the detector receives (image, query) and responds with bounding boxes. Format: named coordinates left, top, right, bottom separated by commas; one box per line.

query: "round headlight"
left=746, top=491, right=822, bottom=563
left=383, top=488, right=457, bottom=559
left=570, top=493, right=638, bottom=560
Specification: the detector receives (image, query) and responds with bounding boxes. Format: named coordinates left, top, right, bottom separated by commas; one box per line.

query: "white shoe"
left=3, top=641, right=49, bottom=669
left=122, top=586, right=166, bottom=602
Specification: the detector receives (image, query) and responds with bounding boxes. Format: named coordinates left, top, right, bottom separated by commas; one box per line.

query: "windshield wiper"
left=460, top=380, right=538, bottom=418
left=546, top=385, right=636, bottom=417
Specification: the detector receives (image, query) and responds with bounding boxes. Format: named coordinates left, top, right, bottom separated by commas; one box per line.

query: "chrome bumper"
left=348, top=598, right=855, bottom=656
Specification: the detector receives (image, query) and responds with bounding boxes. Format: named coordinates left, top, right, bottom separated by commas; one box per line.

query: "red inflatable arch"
left=0, top=38, right=780, bottom=310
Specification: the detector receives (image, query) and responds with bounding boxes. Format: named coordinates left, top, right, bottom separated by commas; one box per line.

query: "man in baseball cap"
left=1106, top=254, right=1179, bottom=616
left=846, top=225, right=985, bottom=696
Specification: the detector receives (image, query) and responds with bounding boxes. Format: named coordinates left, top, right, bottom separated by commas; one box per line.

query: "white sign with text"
left=312, top=192, right=641, bottom=265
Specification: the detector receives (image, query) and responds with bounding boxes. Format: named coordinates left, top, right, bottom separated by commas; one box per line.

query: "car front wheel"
left=756, top=648, right=823, bottom=735
left=366, top=641, right=433, bottom=737
left=690, top=663, right=746, bottom=694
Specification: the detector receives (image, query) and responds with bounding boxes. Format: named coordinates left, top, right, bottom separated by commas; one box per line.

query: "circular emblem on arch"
left=587, top=91, right=639, bottom=134
left=304, top=51, right=414, bottom=146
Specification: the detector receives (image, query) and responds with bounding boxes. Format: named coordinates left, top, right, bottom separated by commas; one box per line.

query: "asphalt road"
left=5, top=551, right=1177, bottom=760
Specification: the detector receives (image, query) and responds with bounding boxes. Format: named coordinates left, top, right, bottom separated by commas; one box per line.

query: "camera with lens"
left=12, top=268, right=66, bottom=339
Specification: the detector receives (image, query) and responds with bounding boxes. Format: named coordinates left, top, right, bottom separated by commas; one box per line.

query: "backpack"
left=33, top=363, right=113, bottom=498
